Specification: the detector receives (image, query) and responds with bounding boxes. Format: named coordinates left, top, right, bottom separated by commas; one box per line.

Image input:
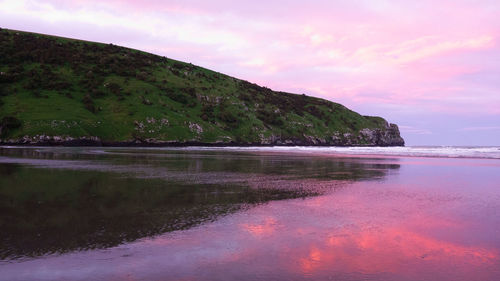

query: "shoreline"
left=2, top=145, right=499, bottom=160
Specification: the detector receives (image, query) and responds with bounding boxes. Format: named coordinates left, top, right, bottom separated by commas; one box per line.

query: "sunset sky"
left=1, top=0, right=499, bottom=145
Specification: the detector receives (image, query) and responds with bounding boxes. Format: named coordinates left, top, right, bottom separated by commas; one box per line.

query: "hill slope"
left=0, top=29, right=404, bottom=146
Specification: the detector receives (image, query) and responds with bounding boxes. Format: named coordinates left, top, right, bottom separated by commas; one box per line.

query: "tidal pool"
left=0, top=147, right=499, bottom=281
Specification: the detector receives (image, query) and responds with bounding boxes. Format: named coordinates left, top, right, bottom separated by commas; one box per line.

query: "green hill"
left=0, top=28, right=404, bottom=146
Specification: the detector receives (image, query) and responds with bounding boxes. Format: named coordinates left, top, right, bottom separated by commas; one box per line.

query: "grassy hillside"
left=0, top=28, right=403, bottom=146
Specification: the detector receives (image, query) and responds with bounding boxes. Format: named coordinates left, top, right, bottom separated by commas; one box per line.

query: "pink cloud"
left=1, top=0, right=499, bottom=144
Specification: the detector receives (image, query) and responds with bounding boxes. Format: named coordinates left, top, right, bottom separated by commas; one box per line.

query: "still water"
left=0, top=147, right=499, bottom=281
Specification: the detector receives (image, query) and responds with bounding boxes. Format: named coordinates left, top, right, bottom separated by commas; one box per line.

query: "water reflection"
left=1, top=148, right=499, bottom=281
left=0, top=147, right=400, bottom=261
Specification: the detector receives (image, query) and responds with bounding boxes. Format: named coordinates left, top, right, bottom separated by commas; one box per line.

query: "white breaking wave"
left=181, top=146, right=500, bottom=159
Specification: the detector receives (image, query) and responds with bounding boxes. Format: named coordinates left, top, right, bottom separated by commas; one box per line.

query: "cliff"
left=0, top=29, right=404, bottom=146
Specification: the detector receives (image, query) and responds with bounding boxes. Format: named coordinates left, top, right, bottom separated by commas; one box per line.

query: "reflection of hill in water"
left=0, top=148, right=400, bottom=260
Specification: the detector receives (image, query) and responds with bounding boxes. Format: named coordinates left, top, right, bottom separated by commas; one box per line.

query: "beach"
left=1, top=146, right=499, bottom=281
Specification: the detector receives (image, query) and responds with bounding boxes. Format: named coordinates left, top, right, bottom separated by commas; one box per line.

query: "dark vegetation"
left=0, top=29, right=391, bottom=144
left=0, top=116, right=21, bottom=137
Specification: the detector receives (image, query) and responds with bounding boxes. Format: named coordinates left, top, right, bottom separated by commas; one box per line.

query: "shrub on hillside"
left=0, top=116, right=21, bottom=137
left=82, top=94, right=96, bottom=113
left=218, top=110, right=237, bottom=124
left=256, top=108, right=284, bottom=127
left=200, top=103, right=215, bottom=121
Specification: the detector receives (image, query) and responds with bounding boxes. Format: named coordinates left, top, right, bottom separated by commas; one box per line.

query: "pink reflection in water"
left=241, top=217, right=280, bottom=238
left=298, top=225, right=497, bottom=275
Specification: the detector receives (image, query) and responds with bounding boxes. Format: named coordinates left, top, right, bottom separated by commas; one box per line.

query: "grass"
left=0, top=28, right=397, bottom=145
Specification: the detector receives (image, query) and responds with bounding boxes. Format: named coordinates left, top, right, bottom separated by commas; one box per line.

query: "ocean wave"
left=177, top=146, right=500, bottom=159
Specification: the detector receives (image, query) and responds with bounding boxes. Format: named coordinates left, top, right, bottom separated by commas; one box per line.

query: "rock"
left=160, top=119, right=169, bottom=126
left=353, top=123, right=404, bottom=146
left=188, top=122, right=203, bottom=134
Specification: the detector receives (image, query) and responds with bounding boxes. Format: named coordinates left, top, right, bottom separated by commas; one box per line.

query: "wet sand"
left=0, top=147, right=499, bottom=281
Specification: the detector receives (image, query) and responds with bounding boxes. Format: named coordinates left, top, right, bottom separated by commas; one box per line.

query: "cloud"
left=399, top=126, right=433, bottom=135
left=456, top=126, right=500, bottom=132
left=1, top=0, right=500, bottom=145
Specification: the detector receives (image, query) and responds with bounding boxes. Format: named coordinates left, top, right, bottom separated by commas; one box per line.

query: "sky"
left=1, top=0, right=499, bottom=145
